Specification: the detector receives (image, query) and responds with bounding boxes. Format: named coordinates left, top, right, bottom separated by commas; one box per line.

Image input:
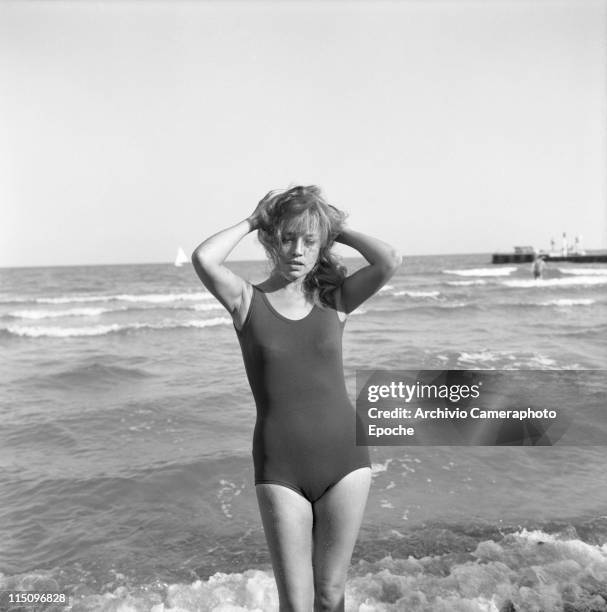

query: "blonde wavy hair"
left=256, top=185, right=347, bottom=308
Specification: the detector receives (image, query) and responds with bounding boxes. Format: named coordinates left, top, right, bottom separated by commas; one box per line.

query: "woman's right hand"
left=247, top=202, right=261, bottom=232
left=247, top=195, right=269, bottom=231
left=249, top=188, right=281, bottom=231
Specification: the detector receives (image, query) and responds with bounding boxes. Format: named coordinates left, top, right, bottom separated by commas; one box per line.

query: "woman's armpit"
left=330, top=286, right=348, bottom=323
left=233, top=282, right=255, bottom=332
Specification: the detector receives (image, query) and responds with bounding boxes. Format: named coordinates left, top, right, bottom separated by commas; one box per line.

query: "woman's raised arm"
left=191, top=215, right=258, bottom=316
left=336, top=228, right=402, bottom=313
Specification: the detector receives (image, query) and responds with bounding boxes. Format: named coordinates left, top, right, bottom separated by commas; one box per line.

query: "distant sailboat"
left=174, top=247, right=189, bottom=267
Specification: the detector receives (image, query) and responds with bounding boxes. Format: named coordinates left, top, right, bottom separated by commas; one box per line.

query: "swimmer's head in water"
left=256, top=185, right=347, bottom=304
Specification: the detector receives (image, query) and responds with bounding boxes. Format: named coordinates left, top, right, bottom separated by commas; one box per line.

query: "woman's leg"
left=311, top=467, right=372, bottom=612
left=256, top=484, right=315, bottom=612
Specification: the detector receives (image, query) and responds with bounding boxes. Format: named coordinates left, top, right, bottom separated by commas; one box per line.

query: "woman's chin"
left=280, top=267, right=307, bottom=281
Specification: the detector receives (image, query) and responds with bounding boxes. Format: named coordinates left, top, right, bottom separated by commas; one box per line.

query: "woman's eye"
left=280, top=236, right=316, bottom=247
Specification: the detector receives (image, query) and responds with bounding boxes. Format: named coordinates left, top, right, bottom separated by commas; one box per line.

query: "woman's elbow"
left=377, top=249, right=402, bottom=279
left=385, top=249, right=403, bottom=273
left=191, top=246, right=208, bottom=266
left=392, top=250, right=403, bottom=269
left=191, top=247, right=214, bottom=275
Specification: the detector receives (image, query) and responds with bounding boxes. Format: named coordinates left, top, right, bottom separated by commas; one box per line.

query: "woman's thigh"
left=311, top=468, right=371, bottom=589
left=256, top=484, right=314, bottom=610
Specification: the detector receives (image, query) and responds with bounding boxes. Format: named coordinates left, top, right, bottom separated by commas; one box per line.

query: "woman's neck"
left=262, top=271, right=308, bottom=297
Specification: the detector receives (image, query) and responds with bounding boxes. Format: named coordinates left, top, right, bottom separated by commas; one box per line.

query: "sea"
left=1, top=253, right=606, bottom=612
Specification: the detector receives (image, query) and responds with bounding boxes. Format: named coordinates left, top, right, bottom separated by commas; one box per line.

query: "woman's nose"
left=291, top=238, right=304, bottom=254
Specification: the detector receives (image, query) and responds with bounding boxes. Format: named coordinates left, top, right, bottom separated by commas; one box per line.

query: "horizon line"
left=0, top=251, right=503, bottom=270
left=3, top=248, right=607, bottom=270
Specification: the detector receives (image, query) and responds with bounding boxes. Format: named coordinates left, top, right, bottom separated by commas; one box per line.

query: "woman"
left=192, top=185, right=401, bottom=611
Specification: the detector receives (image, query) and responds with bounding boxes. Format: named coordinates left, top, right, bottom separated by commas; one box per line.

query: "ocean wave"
left=457, top=350, right=505, bottom=365
left=0, top=291, right=215, bottom=306
left=445, top=280, right=488, bottom=286
left=505, top=299, right=597, bottom=309
left=109, top=292, right=215, bottom=304
left=190, top=302, right=224, bottom=312
left=540, top=298, right=596, bottom=307
left=4, top=303, right=224, bottom=320
left=2, top=317, right=231, bottom=338
left=558, top=267, right=607, bottom=276
left=444, top=267, right=517, bottom=277
left=2, top=422, right=78, bottom=449
left=359, top=301, right=474, bottom=316
left=503, top=276, right=607, bottom=288
left=11, top=526, right=605, bottom=611
left=438, top=301, right=468, bottom=308
left=42, top=363, right=152, bottom=386
left=415, top=301, right=474, bottom=311
left=406, top=301, right=471, bottom=311
left=434, top=350, right=572, bottom=370
left=6, top=307, right=127, bottom=320
left=3, top=303, right=225, bottom=322
left=346, top=528, right=607, bottom=612
left=392, top=290, right=441, bottom=298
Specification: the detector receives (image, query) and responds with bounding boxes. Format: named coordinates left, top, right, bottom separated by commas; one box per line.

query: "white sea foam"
left=5, top=324, right=126, bottom=337
left=444, top=267, right=517, bottom=277
left=4, top=317, right=231, bottom=338
left=191, top=303, right=223, bottom=312
left=558, top=267, right=607, bottom=276
left=458, top=350, right=502, bottom=364
left=34, top=295, right=116, bottom=304
left=392, top=290, right=440, bottom=298
left=217, top=479, right=244, bottom=520
left=9, top=307, right=124, bottom=320
left=540, top=298, right=596, bottom=307
left=503, top=276, right=607, bottom=288
left=33, top=292, right=214, bottom=305
left=457, top=350, right=560, bottom=370
left=378, top=284, right=395, bottom=293
left=346, top=529, right=607, bottom=612
left=518, top=354, right=560, bottom=368
left=60, top=528, right=607, bottom=612
left=445, top=280, right=488, bottom=286
left=8, top=303, right=222, bottom=318
left=113, top=293, right=214, bottom=304
left=371, top=458, right=393, bottom=475
left=181, top=318, right=232, bottom=328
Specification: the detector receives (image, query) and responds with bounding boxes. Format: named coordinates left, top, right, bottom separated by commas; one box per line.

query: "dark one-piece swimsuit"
left=234, top=285, right=371, bottom=503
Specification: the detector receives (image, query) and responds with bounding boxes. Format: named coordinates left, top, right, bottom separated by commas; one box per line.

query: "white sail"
left=174, top=247, right=189, bottom=267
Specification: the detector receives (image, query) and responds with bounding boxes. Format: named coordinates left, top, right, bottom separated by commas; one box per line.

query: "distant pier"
left=492, top=252, right=607, bottom=264
left=493, top=235, right=607, bottom=263
left=492, top=252, right=534, bottom=263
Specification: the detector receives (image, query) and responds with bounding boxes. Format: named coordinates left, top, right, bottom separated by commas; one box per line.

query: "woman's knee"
left=313, top=578, right=346, bottom=612
left=278, top=590, right=313, bottom=612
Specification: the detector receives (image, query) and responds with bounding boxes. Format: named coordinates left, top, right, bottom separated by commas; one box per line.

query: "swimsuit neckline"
left=253, top=285, right=316, bottom=323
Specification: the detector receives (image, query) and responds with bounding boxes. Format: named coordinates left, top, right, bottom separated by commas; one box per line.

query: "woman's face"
left=275, top=220, right=323, bottom=281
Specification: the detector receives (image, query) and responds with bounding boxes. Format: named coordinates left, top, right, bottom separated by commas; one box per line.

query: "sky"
left=1, top=0, right=606, bottom=267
